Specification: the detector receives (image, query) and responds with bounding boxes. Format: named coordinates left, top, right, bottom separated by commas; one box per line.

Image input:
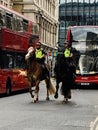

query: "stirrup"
left=41, top=64, right=45, bottom=68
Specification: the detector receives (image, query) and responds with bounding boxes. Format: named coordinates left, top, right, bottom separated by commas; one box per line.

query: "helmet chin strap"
left=36, top=47, right=40, bottom=49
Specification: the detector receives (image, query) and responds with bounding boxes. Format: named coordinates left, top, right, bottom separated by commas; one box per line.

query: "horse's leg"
left=33, top=80, right=40, bottom=102
left=29, top=81, right=35, bottom=98
left=66, top=82, right=72, bottom=100
left=45, top=79, right=50, bottom=100
left=65, top=92, right=68, bottom=102
left=62, top=89, right=71, bottom=103
left=61, top=81, right=69, bottom=103
left=62, top=93, right=68, bottom=103
left=46, top=88, right=49, bottom=100
left=54, top=78, right=59, bottom=99
left=64, top=87, right=71, bottom=102
left=68, top=89, right=71, bottom=99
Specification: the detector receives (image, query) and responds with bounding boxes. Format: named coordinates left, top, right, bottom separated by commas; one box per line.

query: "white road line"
left=90, top=117, right=98, bottom=130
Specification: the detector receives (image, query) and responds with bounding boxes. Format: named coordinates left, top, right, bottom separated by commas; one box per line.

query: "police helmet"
left=36, top=42, right=41, bottom=46
left=64, top=41, right=70, bottom=47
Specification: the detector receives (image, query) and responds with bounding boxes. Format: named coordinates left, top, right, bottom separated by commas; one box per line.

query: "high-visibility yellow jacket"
left=64, top=48, right=71, bottom=58
left=35, top=49, right=43, bottom=58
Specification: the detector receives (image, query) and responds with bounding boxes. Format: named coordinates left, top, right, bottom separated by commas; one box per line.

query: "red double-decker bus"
left=66, top=26, right=98, bottom=88
left=0, top=4, right=39, bottom=95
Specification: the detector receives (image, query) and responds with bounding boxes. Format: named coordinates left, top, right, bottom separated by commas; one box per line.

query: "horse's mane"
left=25, top=47, right=36, bottom=63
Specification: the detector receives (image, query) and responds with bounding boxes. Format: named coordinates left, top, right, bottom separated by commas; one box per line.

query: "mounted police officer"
left=64, top=41, right=73, bottom=60
left=35, top=42, right=45, bottom=64
left=35, top=42, right=49, bottom=78
left=64, top=41, right=76, bottom=98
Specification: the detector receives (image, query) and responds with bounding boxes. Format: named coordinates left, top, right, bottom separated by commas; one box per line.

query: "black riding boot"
left=45, top=67, right=50, bottom=78
left=42, top=64, right=49, bottom=78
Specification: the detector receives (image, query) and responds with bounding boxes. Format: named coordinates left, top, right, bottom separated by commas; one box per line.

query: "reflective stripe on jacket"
left=64, top=48, right=71, bottom=57
left=35, top=49, right=43, bottom=58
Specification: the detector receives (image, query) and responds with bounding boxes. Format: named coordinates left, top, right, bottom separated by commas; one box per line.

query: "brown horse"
left=25, top=47, right=55, bottom=103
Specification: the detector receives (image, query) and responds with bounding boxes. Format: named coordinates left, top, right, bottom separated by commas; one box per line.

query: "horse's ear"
left=28, top=47, right=34, bottom=53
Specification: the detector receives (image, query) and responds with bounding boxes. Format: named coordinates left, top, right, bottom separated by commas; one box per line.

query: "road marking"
left=90, top=117, right=98, bottom=130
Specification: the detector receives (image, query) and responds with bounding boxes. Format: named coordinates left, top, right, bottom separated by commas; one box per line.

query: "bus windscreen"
left=70, top=27, right=98, bottom=75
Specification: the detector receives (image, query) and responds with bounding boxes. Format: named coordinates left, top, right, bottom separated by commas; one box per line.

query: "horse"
left=54, top=53, right=76, bottom=102
left=25, top=47, right=55, bottom=103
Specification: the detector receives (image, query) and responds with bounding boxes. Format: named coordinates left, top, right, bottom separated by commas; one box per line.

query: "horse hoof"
left=32, top=99, right=37, bottom=103
left=34, top=100, right=37, bottom=103
left=62, top=100, right=66, bottom=104
left=46, top=97, right=50, bottom=100
left=36, top=98, right=39, bottom=101
left=66, top=98, right=68, bottom=102
left=54, top=93, right=58, bottom=99
left=62, top=98, right=68, bottom=103
left=68, top=93, right=71, bottom=99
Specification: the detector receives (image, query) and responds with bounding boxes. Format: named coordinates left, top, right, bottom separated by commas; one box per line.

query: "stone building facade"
left=12, top=0, right=59, bottom=48
left=0, top=0, right=13, bottom=7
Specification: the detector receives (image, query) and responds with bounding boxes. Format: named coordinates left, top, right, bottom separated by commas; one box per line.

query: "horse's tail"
left=48, top=79, right=56, bottom=95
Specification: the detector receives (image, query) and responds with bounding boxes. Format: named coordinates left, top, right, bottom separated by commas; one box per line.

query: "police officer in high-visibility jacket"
left=35, top=42, right=49, bottom=78
left=64, top=41, right=73, bottom=58
left=35, top=42, right=45, bottom=64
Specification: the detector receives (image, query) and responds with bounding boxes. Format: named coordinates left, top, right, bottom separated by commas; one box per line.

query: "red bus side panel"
left=0, top=69, right=29, bottom=94
left=2, top=28, right=29, bottom=52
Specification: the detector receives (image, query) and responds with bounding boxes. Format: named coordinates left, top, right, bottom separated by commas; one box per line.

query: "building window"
left=59, top=0, right=98, bottom=46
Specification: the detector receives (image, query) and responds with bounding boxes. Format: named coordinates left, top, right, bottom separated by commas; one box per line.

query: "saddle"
left=35, top=58, right=50, bottom=78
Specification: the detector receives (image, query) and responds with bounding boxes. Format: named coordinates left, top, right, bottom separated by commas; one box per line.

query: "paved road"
left=0, top=80, right=98, bottom=130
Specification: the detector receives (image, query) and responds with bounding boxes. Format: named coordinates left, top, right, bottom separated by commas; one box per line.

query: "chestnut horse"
left=25, top=47, right=55, bottom=103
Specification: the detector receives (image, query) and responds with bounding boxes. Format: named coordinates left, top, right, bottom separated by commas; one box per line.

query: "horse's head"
left=25, top=47, right=35, bottom=61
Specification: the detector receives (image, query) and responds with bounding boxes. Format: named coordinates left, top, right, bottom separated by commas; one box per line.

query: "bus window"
left=2, top=54, right=13, bottom=69
left=23, top=19, right=28, bottom=32
left=31, top=24, right=39, bottom=34
left=0, top=13, right=3, bottom=26
left=13, top=14, right=17, bottom=31
left=14, top=55, right=26, bottom=69
left=6, top=12, right=13, bottom=29
left=8, top=55, right=13, bottom=68
left=16, top=16, right=23, bottom=32
left=0, top=8, right=6, bottom=27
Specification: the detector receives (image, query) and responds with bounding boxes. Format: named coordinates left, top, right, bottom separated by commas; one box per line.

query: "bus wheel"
left=6, top=78, right=11, bottom=96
